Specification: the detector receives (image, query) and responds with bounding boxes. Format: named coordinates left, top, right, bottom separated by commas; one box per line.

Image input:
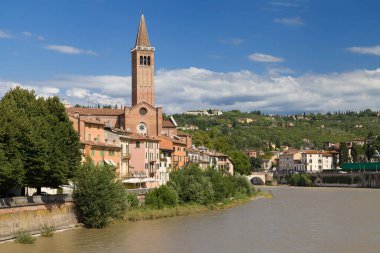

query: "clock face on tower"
left=137, top=122, right=147, bottom=135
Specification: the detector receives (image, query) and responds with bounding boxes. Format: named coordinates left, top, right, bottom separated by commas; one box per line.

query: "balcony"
left=122, top=153, right=131, bottom=159
left=148, top=156, right=157, bottom=162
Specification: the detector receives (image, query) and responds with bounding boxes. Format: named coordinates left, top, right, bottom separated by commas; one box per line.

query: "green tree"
left=168, top=165, right=214, bottom=205
left=250, top=157, right=263, bottom=171
left=45, top=97, right=81, bottom=187
left=339, top=142, right=350, bottom=165
left=0, top=108, right=25, bottom=195
left=145, top=185, right=179, bottom=209
left=227, top=150, right=251, bottom=175
left=73, top=159, right=128, bottom=228
left=0, top=87, right=81, bottom=194
left=351, top=143, right=365, bottom=162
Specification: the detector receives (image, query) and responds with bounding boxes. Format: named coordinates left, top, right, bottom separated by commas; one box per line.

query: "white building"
left=278, top=150, right=302, bottom=173
left=300, top=150, right=335, bottom=173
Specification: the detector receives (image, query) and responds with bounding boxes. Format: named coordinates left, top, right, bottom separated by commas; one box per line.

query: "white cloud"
left=37, top=35, right=45, bottom=41
left=347, top=45, right=380, bottom=56
left=274, top=17, right=304, bottom=26
left=220, top=38, right=245, bottom=45
left=248, top=53, right=284, bottom=63
left=66, top=88, right=91, bottom=98
left=266, top=66, right=295, bottom=76
left=45, top=45, right=98, bottom=55
left=271, top=2, right=299, bottom=7
left=0, top=30, right=12, bottom=39
left=2, top=68, right=380, bottom=114
left=21, top=31, right=33, bottom=37
left=0, top=81, right=59, bottom=98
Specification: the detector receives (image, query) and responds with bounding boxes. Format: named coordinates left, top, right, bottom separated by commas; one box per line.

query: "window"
left=100, top=150, right=105, bottom=157
left=140, top=56, right=143, bottom=65
left=143, top=56, right=147, bottom=65
left=91, top=149, right=95, bottom=156
left=136, top=141, right=140, bottom=148
left=139, top=107, right=147, bottom=115
left=148, top=56, right=151, bottom=65
left=109, top=150, right=114, bottom=156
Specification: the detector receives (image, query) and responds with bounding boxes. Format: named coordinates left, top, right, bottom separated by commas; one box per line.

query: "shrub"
left=204, top=168, right=229, bottom=201
left=15, top=231, right=36, bottom=244
left=168, top=166, right=215, bottom=205
left=229, top=176, right=253, bottom=196
left=288, top=174, right=312, bottom=186
left=145, top=185, right=179, bottom=209
left=126, top=192, right=140, bottom=209
left=73, top=159, right=128, bottom=228
left=40, top=225, right=55, bottom=237
left=168, top=165, right=253, bottom=205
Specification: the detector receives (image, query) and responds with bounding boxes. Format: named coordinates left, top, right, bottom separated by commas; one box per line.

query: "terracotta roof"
left=162, top=120, right=176, bottom=128
left=157, top=135, right=186, bottom=146
left=206, top=151, right=228, bottom=157
left=177, top=131, right=191, bottom=137
left=129, top=133, right=159, bottom=142
left=302, top=150, right=334, bottom=156
left=135, top=14, right=151, bottom=47
left=81, top=117, right=106, bottom=125
left=66, top=107, right=124, bottom=116
left=187, top=148, right=200, bottom=153
left=82, top=141, right=121, bottom=149
left=156, top=136, right=174, bottom=150
left=282, top=150, right=302, bottom=155
left=172, top=139, right=186, bottom=145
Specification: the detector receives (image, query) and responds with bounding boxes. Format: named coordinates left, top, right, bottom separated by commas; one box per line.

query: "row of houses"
left=184, top=109, right=223, bottom=116
left=278, top=150, right=339, bottom=173
left=67, top=112, right=233, bottom=188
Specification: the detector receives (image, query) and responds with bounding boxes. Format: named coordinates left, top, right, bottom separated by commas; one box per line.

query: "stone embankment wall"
left=0, top=194, right=77, bottom=241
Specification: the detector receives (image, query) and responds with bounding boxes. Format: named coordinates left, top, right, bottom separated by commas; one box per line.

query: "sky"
left=1, top=0, right=380, bottom=114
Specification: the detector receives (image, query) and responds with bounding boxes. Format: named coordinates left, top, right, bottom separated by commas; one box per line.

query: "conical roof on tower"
left=135, top=14, right=151, bottom=47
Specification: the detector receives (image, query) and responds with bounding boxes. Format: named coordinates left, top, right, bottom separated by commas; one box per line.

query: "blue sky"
left=1, top=0, right=380, bottom=113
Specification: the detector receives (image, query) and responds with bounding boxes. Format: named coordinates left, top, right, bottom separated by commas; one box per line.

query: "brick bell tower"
left=131, top=14, right=155, bottom=107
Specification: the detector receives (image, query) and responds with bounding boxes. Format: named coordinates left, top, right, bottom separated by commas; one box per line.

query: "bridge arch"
left=250, top=177, right=265, bottom=185
left=246, top=173, right=267, bottom=185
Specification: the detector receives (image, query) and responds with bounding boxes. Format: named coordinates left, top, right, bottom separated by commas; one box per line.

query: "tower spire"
left=135, top=14, right=151, bottom=47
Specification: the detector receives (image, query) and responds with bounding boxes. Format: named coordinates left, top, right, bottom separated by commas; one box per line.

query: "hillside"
left=173, top=109, right=380, bottom=153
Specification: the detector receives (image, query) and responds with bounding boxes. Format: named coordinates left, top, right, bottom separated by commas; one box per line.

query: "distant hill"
left=173, top=109, right=380, bottom=153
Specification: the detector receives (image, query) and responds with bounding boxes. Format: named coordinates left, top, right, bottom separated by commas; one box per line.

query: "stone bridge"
left=246, top=172, right=273, bottom=185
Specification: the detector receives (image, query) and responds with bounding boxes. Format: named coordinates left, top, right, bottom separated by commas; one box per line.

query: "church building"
left=67, top=14, right=192, bottom=180
left=67, top=14, right=171, bottom=136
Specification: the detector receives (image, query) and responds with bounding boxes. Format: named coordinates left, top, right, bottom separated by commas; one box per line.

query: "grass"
left=124, top=191, right=272, bottom=222
left=40, top=225, right=55, bottom=237
left=15, top=231, right=36, bottom=244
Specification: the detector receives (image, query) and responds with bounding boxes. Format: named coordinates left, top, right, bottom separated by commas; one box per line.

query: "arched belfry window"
left=148, top=56, right=151, bottom=66
left=143, top=56, right=147, bottom=65
left=140, top=56, right=143, bottom=65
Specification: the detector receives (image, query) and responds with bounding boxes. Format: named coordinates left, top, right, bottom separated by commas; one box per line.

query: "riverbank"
left=124, top=191, right=272, bottom=222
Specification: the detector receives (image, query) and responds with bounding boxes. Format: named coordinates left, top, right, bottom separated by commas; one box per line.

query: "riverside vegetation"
left=0, top=87, right=81, bottom=197
left=73, top=162, right=268, bottom=228
left=125, top=165, right=267, bottom=221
